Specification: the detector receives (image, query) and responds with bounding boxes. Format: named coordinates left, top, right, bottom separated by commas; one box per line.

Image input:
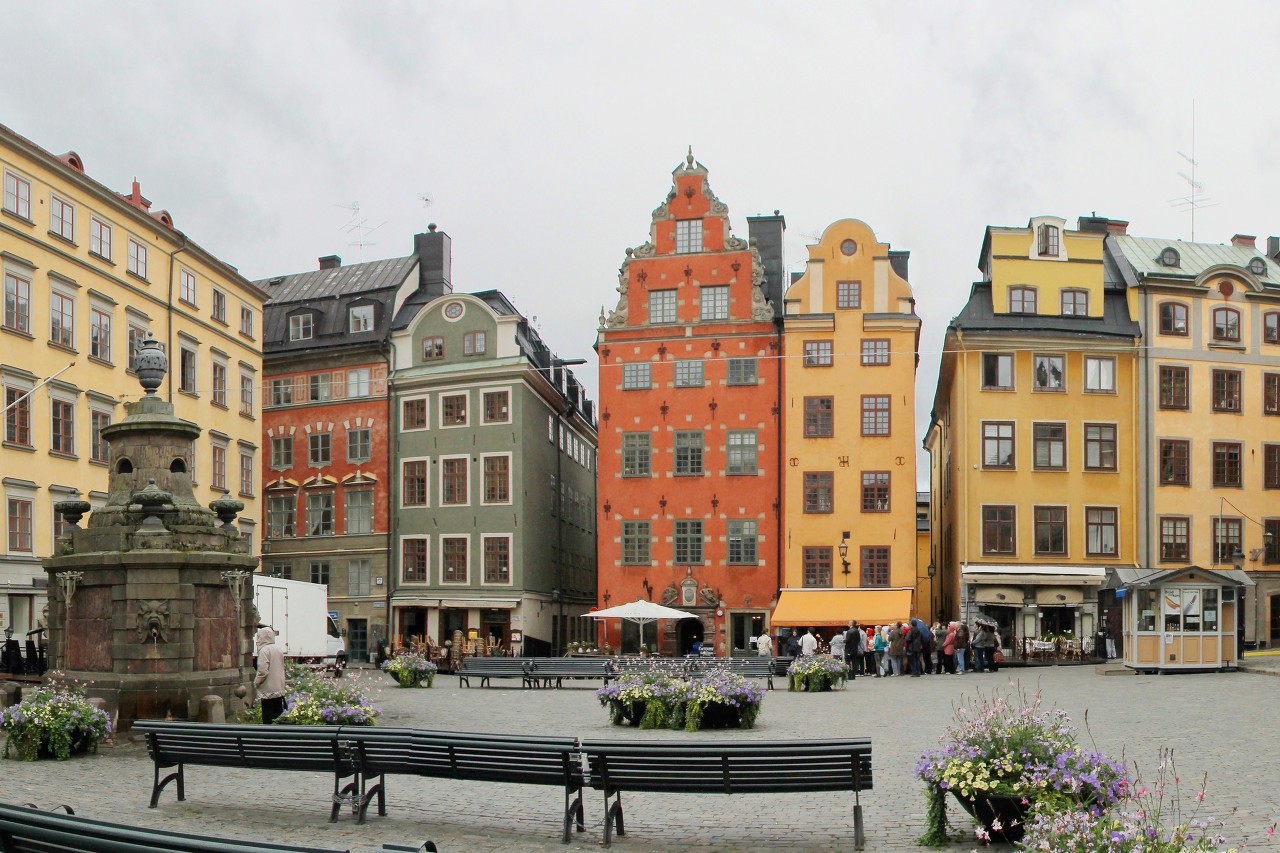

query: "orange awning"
left=770, top=588, right=914, bottom=627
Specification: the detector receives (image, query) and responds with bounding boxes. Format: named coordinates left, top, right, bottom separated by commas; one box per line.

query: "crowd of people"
left=761, top=620, right=1006, bottom=677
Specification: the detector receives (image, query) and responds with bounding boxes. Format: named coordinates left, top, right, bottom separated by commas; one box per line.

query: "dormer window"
left=423, top=336, right=444, bottom=360
left=675, top=219, right=703, bottom=254
left=1009, top=286, right=1037, bottom=314
left=349, top=304, right=374, bottom=333
left=1249, top=257, right=1267, bottom=276
left=463, top=331, right=486, bottom=356
left=289, top=313, right=314, bottom=341
left=1037, top=224, right=1060, bottom=257
left=1159, top=302, right=1188, bottom=336
left=1213, top=307, right=1240, bottom=342
left=1160, top=247, right=1180, bottom=267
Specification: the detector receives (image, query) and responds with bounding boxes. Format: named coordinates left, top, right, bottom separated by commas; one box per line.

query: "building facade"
left=596, top=152, right=784, bottom=657
left=771, top=219, right=920, bottom=634
left=1, top=124, right=265, bottom=641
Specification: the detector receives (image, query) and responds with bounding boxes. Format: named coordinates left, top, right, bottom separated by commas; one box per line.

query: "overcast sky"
left=6, top=2, right=1278, bottom=484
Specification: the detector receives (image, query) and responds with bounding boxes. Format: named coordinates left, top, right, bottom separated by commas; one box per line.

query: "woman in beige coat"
left=254, top=626, right=287, bottom=724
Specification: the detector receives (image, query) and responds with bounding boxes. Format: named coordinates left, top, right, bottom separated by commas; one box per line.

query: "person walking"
left=254, top=625, right=287, bottom=725
left=954, top=621, right=969, bottom=674
left=756, top=629, right=773, bottom=658
left=873, top=625, right=888, bottom=677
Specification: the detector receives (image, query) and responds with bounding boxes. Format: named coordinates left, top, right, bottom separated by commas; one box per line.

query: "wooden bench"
left=0, top=801, right=437, bottom=853
left=132, top=721, right=361, bottom=822
left=526, top=658, right=615, bottom=688
left=456, top=656, right=533, bottom=688
left=724, top=657, right=776, bottom=689
left=343, top=727, right=585, bottom=843
left=579, top=738, right=873, bottom=849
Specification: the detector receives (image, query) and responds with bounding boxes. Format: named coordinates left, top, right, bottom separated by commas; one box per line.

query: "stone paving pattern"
left=3, top=665, right=1278, bottom=852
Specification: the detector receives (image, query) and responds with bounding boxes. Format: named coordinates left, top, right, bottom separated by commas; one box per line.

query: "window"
left=1033, top=423, right=1066, bottom=470
left=1160, top=517, right=1190, bottom=562
left=4, top=172, right=31, bottom=218
left=441, top=393, right=467, bottom=426
left=1084, top=423, right=1117, bottom=470
left=266, top=496, right=296, bottom=538
left=7, top=499, right=32, bottom=552
left=90, top=410, right=110, bottom=463
left=205, top=291, right=225, bottom=326
left=126, top=325, right=146, bottom=371
left=1267, top=445, right=1280, bottom=489
left=860, top=547, right=890, bottom=587
left=4, top=387, right=31, bottom=446
left=675, top=219, right=702, bottom=254
left=346, top=368, right=371, bottom=398
left=674, top=360, right=703, bottom=388
left=1212, top=307, right=1240, bottom=342
left=622, top=362, right=651, bottom=390
left=239, top=451, right=254, bottom=496
left=1009, top=286, right=1037, bottom=314
left=1159, top=366, right=1189, bottom=409
left=402, top=460, right=427, bottom=506
left=211, top=362, right=227, bottom=407
left=4, top=272, right=31, bottom=333
left=310, top=561, right=330, bottom=586
left=674, top=431, right=703, bottom=476
left=1086, top=507, right=1118, bottom=556
left=1159, top=439, right=1190, bottom=486
left=86, top=307, right=112, bottom=363
left=982, top=505, right=1016, bottom=554
left=1037, top=224, right=1059, bottom=256
left=442, top=537, right=468, bottom=583
left=402, top=538, right=427, bottom=582
left=178, top=347, right=197, bottom=393
left=649, top=290, right=677, bottom=324
left=240, top=305, right=254, bottom=338
left=1034, top=506, right=1067, bottom=555
left=726, top=358, right=756, bottom=386
left=1266, top=374, right=1280, bottom=416
left=483, top=537, right=510, bottom=583
left=270, top=378, right=293, bottom=407
left=1212, top=370, right=1242, bottom=413
left=179, top=268, right=197, bottom=306
left=1265, top=312, right=1279, bottom=344
left=700, top=286, right=729, bottom=321
left=349, top=304, right=373, bottom=333
left=422, top=336, right=444, bottom=360
left=344, top=489, right=373, bottom=534
left=483, top=455, right=510, bottom=503
left=622, top=521, right=651, bottom=565
left=90, top=218, right=112, bottom=260
left=982, top=353, right=1013, bottom=389
left=803, top=472, right=834, bottom=514
left=1212, top=442, right=1242, bottom=487
left=240, top=373, right=254, bottom=415
left=803, top=340, right=833, bottom=367
left=674, top=520, right=704, bottom=564
left=127, top=238, right=148, bottom=279
left=727, top=520, right=758, bottom=565
left=1033, top=355, right=1065, bottom=391
left=49, top=291, right=74, bottom=348
left=441, top=458, right=468, bottom=505
left=306, top=493, right=334, bottom=536
left=803, top=396, right=834, bottom=438
left=726, top=430, right=758, bottom=475
left=1266, top=520, right=1280, bottom=564
left=305, top=372, right=329, bottom=402
left=348, top=559, right=371, bottom=597
left=51, top=400, right=74, bottom=454
left=269, top=437, right=294, bottom=471
left=50, top=195, right=75, bottom=241
left=1061, top=289, right=1088, bottom=316
left=622, top=433, right=651, bottom=477
left=397, top=399, right=427, bottom=433
left=861, top=339, right=890, bottom=366
left=211, top=444, right=226, bottom=490
left=861, top=472, right=890, bottom=512
left=463, top=331, right=486, bottom=355
left=1213, top=518, right=1242, bottom=563
left=803, top=547, right=832, bottom=587
left=836, top=281, right=861, bottom=309
left=982, top=421, right=1015, bottom=468
left=347, top=428, right=370, bottom=462
left=309, top=433, right=331, bottom=466
left=1085, top=357, right=1116, bottom=393
left=483, top=390, right=509, bottom=423
left=289, top=314, right=313, bottom=341
left=861, top=395, right=890, bottom=436
left=1158, top=302, right=1188, bottom=336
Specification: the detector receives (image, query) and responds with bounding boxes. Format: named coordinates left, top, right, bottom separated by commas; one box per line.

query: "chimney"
left=1231, top=234, right=1256, bottom=249
left=318, top=255, right=341, bottom=270
left=1077, top=215, right=1128, bottom=235
left=413, top=224, right=453, bottom=299
left=1268, top=236, right=1280, bottom=260
left=747, top=211, right=786, bottom=318
left=889, top=250, right=910, bottom=281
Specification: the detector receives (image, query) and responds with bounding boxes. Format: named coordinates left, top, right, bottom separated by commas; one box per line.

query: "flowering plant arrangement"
left=596, top=669, right=763, bottom=731
left=247, top=664, right=380, bottom=726
left=381, top=652, right=437, bottom=688
left=1, top=681, right=112, bottom=761
left=786, top=655, right=848, bottom=692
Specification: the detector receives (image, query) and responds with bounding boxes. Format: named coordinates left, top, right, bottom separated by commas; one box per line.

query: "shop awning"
left=962, top=564, right=1107, bottom=586
left=973, top=585, right=1024, bottom=605
left=390, top=598, right=521, bottom=610
left=770, top=588, right=913, bottom=627
left=1035, top=586, right=1084, bottom=607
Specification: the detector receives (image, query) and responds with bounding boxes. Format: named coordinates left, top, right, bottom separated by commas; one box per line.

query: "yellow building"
left=1, top=124, right=265, bottom=640
left=771, top=219, right=920, bottom=633
left=926, top=216, right=1141, bottom=655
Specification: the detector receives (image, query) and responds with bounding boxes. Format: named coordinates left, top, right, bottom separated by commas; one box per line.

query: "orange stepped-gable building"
left=595, top=151, right=785, bottom=656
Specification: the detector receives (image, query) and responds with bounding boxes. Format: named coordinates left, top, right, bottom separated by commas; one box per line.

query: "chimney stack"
left=1230, top=234, right=1256, bottom=249
left=318, top=255, right=341, bottom=270
left=1267, top=236, right=1280, bottom=260
left=413, top=224, right=453, bottom=300
left=1077, top=215, right=1128, bottom=235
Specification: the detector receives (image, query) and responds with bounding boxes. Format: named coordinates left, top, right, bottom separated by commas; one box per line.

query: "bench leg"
left=356, top=773, right=385, bottom=824
left=853, top=802, right=865, bottom=850
left=150, top=763, right=183, bottom=808
left=562, top=784, right=584, bottom=843
left=602, top=790, right=624, bottom=847
left=332, top=770, right=361, bottom=823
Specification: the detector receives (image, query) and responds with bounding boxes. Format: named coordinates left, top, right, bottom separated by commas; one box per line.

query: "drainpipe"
left=1141, top=283, right=1153, bottom=570
left=775, top=319, right=784, bottom=602
left=385, top=336, right=398, bottom=648
left=165, top=238, right=189, bottom=403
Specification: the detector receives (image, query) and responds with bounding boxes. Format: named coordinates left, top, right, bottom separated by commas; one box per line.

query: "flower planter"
left=952, top=792, right=1030, bottom=843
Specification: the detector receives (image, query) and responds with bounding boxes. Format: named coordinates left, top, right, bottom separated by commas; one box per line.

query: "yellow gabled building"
left=1, top=124, right=265, bottom=641
left=772, top=219, right=921, bottom=635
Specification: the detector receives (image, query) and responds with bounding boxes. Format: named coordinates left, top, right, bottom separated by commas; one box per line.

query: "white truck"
left=252, top=576, right=347, bottom=673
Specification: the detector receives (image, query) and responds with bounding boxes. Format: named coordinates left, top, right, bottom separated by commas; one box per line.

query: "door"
left=1270, top=594, right=1280, bottom=647
left=731, top=612, right=766, bottom=657
left=439, top=609, right=467, bottom=647
left=347, top=619, right=368, bottom=663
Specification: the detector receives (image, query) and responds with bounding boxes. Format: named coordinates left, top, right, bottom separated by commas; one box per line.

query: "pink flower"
left=1267, top=823, right=1276, bottom=838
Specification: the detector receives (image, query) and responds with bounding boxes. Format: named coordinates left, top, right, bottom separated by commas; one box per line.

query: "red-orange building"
left=595, top=151, right=785, bottom=656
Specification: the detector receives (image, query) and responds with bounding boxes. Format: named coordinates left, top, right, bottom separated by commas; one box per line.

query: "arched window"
left=1037, top=224, right=1060, bottom=257
left=1009, top=287, right=1037, bottom=314
left=1213, top=307, right=1240, bottom=342
left=1265, top=312, right=1279, bottom=344
left=1159, top=302, right=1188, bottom=336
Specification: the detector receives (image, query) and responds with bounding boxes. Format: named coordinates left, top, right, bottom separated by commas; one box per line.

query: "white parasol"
left=588, top=598, right=697, bottom=651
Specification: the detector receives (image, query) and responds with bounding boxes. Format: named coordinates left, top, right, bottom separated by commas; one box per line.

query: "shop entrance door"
left=347, top=619, right=368, bottom=663
left=1270, top=594, right=1280, bottom=647
left=730, top=612, right=766, bottom=657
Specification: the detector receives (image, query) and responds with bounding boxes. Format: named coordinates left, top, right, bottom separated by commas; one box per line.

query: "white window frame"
left=399, top=457, right=430, bottom=509
left=89, top=408, right=111, bottom=463
left=480, top=452, right=513, bottom=506
left=438, top=453, right=470, bottom=507
left=239, top=449, right=255, bottom=497
left=50, top=193, right=75, bottom=242
left=480, top=533, right=514, bottom=586
left=400, top=534, right=430, bottom=584
left=49, top=393, right=76, bottom=456
left=675, top=219, right=703, bottom=254
left=649, top=290, right=678, bottom=324
left=210, top=440, right=228, bottom=491
left=699, top=285, right=729, bottom=321
left=240, top=304, right=255, bottom=338
left=480, top=386, right=511, bottom=425
left=347, top=427, right=371, bottom=463
left=179, top=268, right=198, bottom=306
left=3, top=268, right=32, bottom=334
left=4, top=171, right=31, bottom=219
left=289, top=313, right=313, bottom=341
left=240, top=370, right=255, bottom=417
left=674, top=360, right=704, bottom=388
left=401, top=396, right=429, bottom=431
left=1085, top=356, right=1117, bottom=394
left=346, top=367, right=371, bottom=399
left=212, top=289, right=227, bottom=323
left=623, top=362, right=651, bottom=390
left=211, top=359, right=228, bottom=407
left=439, top=534, right=470, bottom=585
left=1032, top=354, right=1066, bottom=392
left=343, top=488, right=374, bottom=535
left=127, top=237, right=148, bottom=279
left=270, top=435, right=292, bottom=469
left=49, top=288, right=75, bottom=348
left=90, top=217, right=112, bottom=260
left=89, top=303, right=112, bottom=363
left=349, top=304, right=374, bottom=333
left=439, top=392, right=469, bottom=428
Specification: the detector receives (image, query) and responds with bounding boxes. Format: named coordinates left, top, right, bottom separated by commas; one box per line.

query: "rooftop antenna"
left=1169, top=100, right=1217, bottom=241
left=334, top=201, right=386, bottom=263
left=418, top=192, right=433, bottom=208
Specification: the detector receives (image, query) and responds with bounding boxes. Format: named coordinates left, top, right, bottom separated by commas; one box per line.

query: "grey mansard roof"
left=949, top=283, right=1141, bottom=340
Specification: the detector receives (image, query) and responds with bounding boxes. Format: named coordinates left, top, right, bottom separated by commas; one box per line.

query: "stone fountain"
left=43, top=334, right=256, bottom=729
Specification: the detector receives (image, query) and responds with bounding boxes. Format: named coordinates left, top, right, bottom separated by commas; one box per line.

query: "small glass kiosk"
left=1112, top=567, right=1252, bottom=673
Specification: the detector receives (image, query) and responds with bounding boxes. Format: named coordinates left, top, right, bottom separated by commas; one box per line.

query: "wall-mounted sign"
left=328, top=611, right=339, bottom=619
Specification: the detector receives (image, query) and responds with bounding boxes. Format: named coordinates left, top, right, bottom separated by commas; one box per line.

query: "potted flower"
left=915, top=686, right=1128, bottom=845
left=250, top=664, right=381, bottom=726
left=1, top=683, right=112, bottom=761
left=595, top=670, right=763, bottom=731
left=786, top=655, right=848, bottom=692
left=381, top=652, right=438, bottom=688
left=683, top=671, right=763, bottom=730
left=596, top=672, right=688, bottom=728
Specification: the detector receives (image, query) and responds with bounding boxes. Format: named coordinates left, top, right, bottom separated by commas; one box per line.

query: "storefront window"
left=1138, top=589, right=1158, bottom=632
left=1181, top=589, right=1201, bottom=633
left=1163, top=589, right=1182, bottom=632
left=1202, top=590, right=1218, bottom=632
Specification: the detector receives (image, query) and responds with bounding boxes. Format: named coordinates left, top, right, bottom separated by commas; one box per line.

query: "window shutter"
left=293, top=375, right=307, bottom=401
left=372, top=364, right=388, bottom=396
left=331, top=370, right=346, bottom=400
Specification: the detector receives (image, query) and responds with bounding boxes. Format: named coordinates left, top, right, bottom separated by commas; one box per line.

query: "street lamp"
left=838, top=532, right=851, bottom=582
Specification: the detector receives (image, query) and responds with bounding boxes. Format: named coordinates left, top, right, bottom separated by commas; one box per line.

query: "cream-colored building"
left=1, top=124, right=265, bottom=642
